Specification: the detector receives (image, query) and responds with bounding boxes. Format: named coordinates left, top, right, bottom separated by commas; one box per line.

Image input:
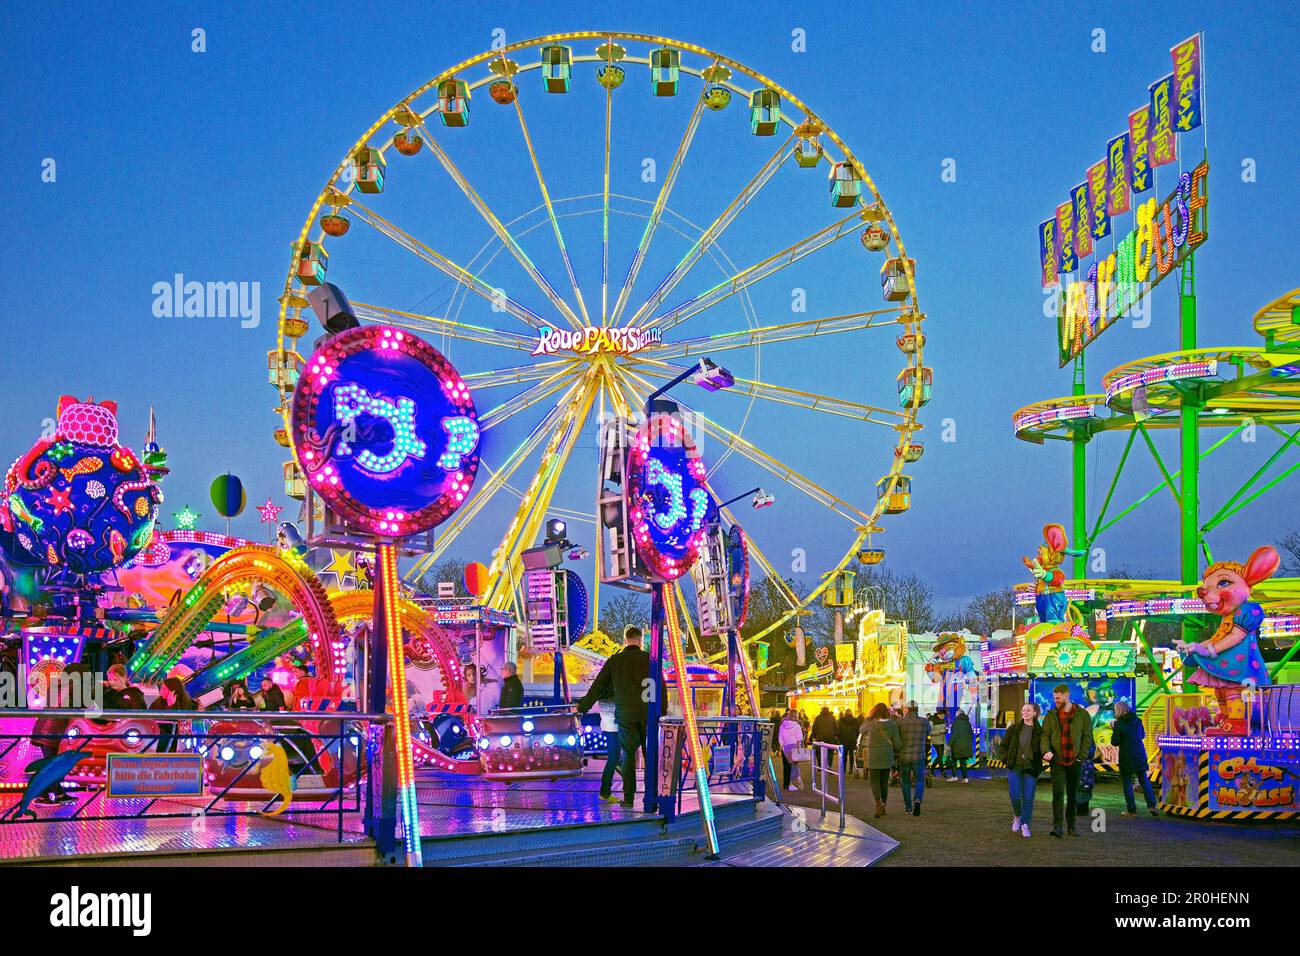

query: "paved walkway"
left=779, top=768, right=1300, bottom=867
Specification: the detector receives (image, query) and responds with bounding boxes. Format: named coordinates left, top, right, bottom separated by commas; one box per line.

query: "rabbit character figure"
left=1022, top=524, right=1074, bottom=624
left=1174, top=546, right=1279, bottom=737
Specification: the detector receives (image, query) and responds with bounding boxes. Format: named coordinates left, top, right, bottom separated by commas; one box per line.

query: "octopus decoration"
left=1, top=397, right=163, bottom=575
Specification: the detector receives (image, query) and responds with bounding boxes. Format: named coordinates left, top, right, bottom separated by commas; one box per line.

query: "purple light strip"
left=1104, top=359, right=1217, bottom=402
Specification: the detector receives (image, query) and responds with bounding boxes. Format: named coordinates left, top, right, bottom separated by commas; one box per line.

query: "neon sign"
left=1208, top=754, right=1299, bottom=811
left=531, top=325, right=662, bottom=357
left=1056, top=160, right=1208, bottom=367
left=1104, top=359, right=1217, bottom=402
left=1025, top=623, right=1137, bottom=676
left=291, top=325, right=480, bottom=536
left=626, top=412, right=709, bottom=580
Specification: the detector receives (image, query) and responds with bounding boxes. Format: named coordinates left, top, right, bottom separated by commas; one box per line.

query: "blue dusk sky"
left=1, top=0, right=1297, bottom=612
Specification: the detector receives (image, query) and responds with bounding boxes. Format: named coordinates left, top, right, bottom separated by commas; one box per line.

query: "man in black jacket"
left=498, top=662, right=524, bottom=710
left=577, top=626, right=650, bottom=808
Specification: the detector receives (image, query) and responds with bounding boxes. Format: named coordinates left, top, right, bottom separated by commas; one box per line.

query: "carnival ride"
left=1010, top=32, right=1299, bottom=818
left=268, top=32, right=928, bottom=666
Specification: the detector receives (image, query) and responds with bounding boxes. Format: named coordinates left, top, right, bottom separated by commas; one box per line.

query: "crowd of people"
left=771, top=701, right=977, bottom=818
left=772, top=684, right=1160, bottom=839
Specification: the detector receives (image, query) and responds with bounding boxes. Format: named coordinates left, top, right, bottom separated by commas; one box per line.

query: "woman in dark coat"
left=946, top=709, right=975, bottom=782
left=837, top=710, right=861, bottom=774
left=1000, top=703, right=1043, bottom=837
left=1112, top=700, right=1158, bottom=816
left=857, top=703, right=902, bottom=817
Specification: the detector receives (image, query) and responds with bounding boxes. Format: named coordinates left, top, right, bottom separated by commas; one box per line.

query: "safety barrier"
left=809, top=741, right=846, bottom=828
left=659, top=716, right=773, bottom=823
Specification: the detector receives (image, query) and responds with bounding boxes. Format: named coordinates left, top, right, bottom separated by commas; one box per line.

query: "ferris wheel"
left=268, top=31, right=930, bottom=650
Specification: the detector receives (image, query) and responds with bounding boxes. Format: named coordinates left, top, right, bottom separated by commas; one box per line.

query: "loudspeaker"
left=307, top=282, right=360, bottom=334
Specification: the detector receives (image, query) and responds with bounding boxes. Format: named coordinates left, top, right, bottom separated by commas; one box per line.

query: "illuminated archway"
left=327, top=590, right=463, bottom=699
left=128, top=547, right=339, bottom=683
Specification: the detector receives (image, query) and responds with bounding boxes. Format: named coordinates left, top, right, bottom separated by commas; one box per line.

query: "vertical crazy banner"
left=1039, top=218, right=1059, bottom=288
left=1128, top=105, right=1153, bottom=195
left=1171, top=33, right=1204, bottom=132
left=1148, top=73, right=1178, bottom=168
left=1055, top=201, right=1077, bottom=276
left=1106, top=132, right=1131, bottom=216
left=1087, top=160, right=1110, bottom=243
left=1071, top=181, right=1093, bottom=260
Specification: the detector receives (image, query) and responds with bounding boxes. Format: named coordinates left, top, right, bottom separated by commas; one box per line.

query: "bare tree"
left=941, top=589, right=1016, bottom=636
left=414, top=557, right=468, bottom=597
left=846, top=566, right=940, bottom=633
left=596, top=592, right=649, bottom=639
left=1279, top=531, right=1300, bottom=575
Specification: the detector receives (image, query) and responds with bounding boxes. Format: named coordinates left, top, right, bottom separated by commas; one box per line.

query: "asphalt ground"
left=779, top=765, right=1300, bottom=867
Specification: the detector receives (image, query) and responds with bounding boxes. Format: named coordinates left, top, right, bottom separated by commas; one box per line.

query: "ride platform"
left=0, top=766, right=895, bottom=867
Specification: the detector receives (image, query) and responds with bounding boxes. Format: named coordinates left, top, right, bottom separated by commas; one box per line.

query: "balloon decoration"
left=463, top=561, right=489, bottom=599
left=290, top=325, right=481, bottom=536
left=209, top=473, right=247, bottom=519
left=626, top=412, right=710, bottom=580
left=0, top=396, right=162, bottom=574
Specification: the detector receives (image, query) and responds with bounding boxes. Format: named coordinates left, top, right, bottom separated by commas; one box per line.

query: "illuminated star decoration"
left=173, top=505, right=200, bottom=531
left=322, top=549, right=357, bottom=586
left=46, top=486, right=74, bottom=516
left=257, top=498, right=284, bottom=525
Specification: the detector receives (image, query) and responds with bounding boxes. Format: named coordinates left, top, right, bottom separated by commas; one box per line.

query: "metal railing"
left=660, top=717, right=773, bottom=816
left=0, top=708, right=392, bottom=846
left=809, top=741, right=846, bottom=828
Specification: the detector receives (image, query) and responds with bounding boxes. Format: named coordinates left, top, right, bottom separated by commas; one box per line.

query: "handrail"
left=809, top=741, right=846, bottom=828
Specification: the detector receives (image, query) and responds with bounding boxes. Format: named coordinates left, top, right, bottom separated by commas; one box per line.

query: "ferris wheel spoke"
left=351, top=302, right=540, bottom=351
left=621, top=366, right=871, bottom=523
left=464, top=358, right=575, bottom=389
left=607, top=79, right=711, bottom=326
left=414, top=122, right=584, bottom=331
left=711, top=505, right=801, bottom=610
left=694, top=414, right=872, bottom=523
left=632, top=357, right=908, bottom=427
left=738, top=535, right=868, bottom=648
left=643, top=208, right=866, bottom=335
left=484, top=372, right=602, bottom=607
left=510, top=96, right=593, bottom=327
left=623, top=136, right=793, bottom=329
left=344, top=202, right=547, bottom=331
left=653, top=307, right=911, bottom=360
left=478, top=369, right=576, bottom=431
left=414, top=378, right=585, bottom=574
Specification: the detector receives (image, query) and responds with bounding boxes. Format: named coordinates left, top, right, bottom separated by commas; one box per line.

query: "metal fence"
left=0, top=708, right=392, bottom=844
left=659, top=716, right=773, bottom=817
left=809, top=741, right=846, bottom=828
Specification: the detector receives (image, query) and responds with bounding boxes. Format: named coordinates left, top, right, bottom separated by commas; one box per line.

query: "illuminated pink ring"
left=290, top=325, right=479, bottom=537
